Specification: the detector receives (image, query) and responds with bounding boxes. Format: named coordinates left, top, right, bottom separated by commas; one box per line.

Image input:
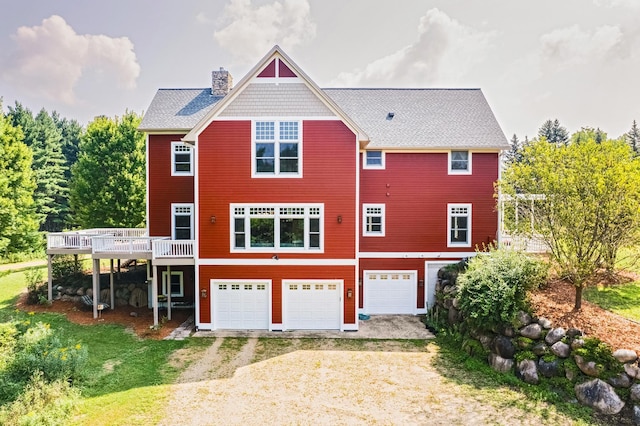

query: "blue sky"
left=1, top=0, right=639, bottom=140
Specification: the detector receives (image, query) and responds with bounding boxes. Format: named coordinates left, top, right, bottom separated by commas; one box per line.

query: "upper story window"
left=231, top=204, right=322, bottom=252
left=364, top=151, right=385, bottom=169
left=172, top=203, right=194, bottom=240
left=171, top=142, right=193, bottom=176
left=448, top=203, right=471, bottom=247
left=363, top=204, right=385, bottom=237
left=448, top=150, right=472, bottom=174
left=253, top=120, right=302, bottom=177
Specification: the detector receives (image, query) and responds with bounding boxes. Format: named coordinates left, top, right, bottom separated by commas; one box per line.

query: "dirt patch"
left=531, top=278, right=640, bottom=353
left=15, top=292, right=192, bottom=340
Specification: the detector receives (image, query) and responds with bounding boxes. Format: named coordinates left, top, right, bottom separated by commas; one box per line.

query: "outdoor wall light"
left=337, top=215, right=342, bottom=224
left=272, top=255, right=279, bottom=260
left=200, top=288, right=208, bottom=299
left=347, top=288, right=353, bottom=299
left=210, top=215, right=216, bottom=224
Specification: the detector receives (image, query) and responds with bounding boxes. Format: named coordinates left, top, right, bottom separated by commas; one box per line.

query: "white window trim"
left=251, top=120, right=303, bottom=178
left=363, top=203, right=385, bottom=237
left=447, top=203, right=472, bottom=248
left=230, top=203, right=324, bottom=253
left=162, top=271, right=184, bottom=297
left=448, top=150, right=472, bottom=175
left=171, top=142, right=193, bottom=176
left=171, top=203, right=194, bottom=240
left=363, top=151, right=385, bottom=170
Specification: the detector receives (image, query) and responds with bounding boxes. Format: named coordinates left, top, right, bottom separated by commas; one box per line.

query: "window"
left=231, top=204, right=322, bottom=251
left=172, top=204, right=194, bottom=240
left=448, top=204, right=471, bottom=247
left=171, top=142, right=193, bottom=176
left=253, top=120, right=302, bottom=177
left=364, top=151, right=385, bottom=169
left=363, top=204, right=385, bottom=236
left=449, top=150, right=471, bottom=174
left=161, top=271, right=184, bottom=297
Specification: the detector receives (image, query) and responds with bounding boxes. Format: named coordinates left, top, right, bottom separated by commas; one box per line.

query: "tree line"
left=0, top=101, right=145, bottom=259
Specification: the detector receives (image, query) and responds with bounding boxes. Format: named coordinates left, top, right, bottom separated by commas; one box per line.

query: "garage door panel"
left=212, top=281, right=269, bottom=330
left=364, top=271, right=416, bottom=314
left=284, top=281, right=341, bottom=330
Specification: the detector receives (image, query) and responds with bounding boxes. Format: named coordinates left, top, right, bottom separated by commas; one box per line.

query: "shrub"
left=456, top=248, right=548, bottom=333
left=24, top=269, right=44, bottom=305
left=573, top=337, right=623, bottom=378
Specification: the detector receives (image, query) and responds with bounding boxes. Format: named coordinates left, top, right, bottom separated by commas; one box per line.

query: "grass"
left=584, top=282, right=640, bottom=322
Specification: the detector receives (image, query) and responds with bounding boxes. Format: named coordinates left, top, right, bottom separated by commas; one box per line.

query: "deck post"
left=110, top=259, right=115, bottom=310
left=47, top=254, right=53, bottom=301
left=152, top=263, right=158, bottom=326
left=92, top=258, right=100, bottom=319
left=166, top=265, right=172, bottom=321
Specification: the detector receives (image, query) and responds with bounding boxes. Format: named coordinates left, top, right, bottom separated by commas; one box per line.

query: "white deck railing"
left=501, top=234, right=548, bottom=253
left=91, top=236, right=163, bottom=254
left=152, top=239, right=195, bottom=258
left=47, top=233, right=95, bottom=250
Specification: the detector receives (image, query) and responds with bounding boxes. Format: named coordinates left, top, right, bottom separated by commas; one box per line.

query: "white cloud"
left=332, top=8, right=496, bottom=87
left=0, top=15, right=140, bottom=105
left=213, top=0, right=316, bottom=63
left=593, top=0, right=640, bottom=8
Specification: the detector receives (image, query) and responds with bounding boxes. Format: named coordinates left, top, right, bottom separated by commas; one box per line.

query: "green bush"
left=24, top=269, right=44, bottom=305
left=456, top=248, right=548, bottom=333
left=573, top=337, right=623, bottom=378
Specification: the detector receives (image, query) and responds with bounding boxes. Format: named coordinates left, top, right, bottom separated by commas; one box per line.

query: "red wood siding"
left=199, top=265, right=356, bottom=325
left=359, top=152, right=499, bottom=252
left=197, top=120, right=357, bottom=260
left=148, top=134, right=194, bottom=237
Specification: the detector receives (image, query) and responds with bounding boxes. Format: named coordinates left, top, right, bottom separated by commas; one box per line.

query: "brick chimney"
left=211, top=67, right=232, bottom=96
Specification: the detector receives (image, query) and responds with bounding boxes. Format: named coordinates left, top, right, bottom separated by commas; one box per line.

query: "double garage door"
left=364, top=271, right=417, bottom=314
left=211, top=280, right=341, bottom=330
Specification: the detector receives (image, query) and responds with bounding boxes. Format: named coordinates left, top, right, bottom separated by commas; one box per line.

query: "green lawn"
left=584, top=281, right=640, bottom=322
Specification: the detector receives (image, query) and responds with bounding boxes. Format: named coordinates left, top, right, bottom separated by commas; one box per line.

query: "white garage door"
left=364, top=271, right=416, bottom=314
left=283, top=281, right=341, bottom=330
left=212, top=280, right=270, bottom=330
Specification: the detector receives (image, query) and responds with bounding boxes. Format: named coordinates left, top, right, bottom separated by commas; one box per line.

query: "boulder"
left=630, top=384, right=640, bottom=402
left=532, top=342, right=548, bottom=357
left=537, top=317, right=552, bottom=329
left=488, top=353, right=513, bottom=373
left=516, top=359, right=539, bottom=385
left=613, top=349, right=638, bottom=364
left=127, top=283, right=136, bottom=291
left=571, top=338, right=585, bottom=350
left=514, top=311, right=532, bottom=329
left=500, top=325, right=515, bottom=338
left=86, top=288, right=93, bottom=298
left=478, top=334, right=494, bottom=351
left=550, top=341, right=571, bottom=358
left=452, top=297, right=460, bottom=309
left=538, top=358, right=562, bottom=378
left=608, top=373, right=633, bottom=389
left=447, top=306, right=460, bottom=324
left=634, top=406, right=640, bottom=426
left=575, top=379, right=625, bottom=415
left=625, top=363, right=640, bottom=380
left=575, top=355, right=602, bottom=377
left=520, top=323, right=543, bottom=340
left=545, top=327, right=566, bottom=345
left=75, top=287, right=85, bottom=296
left=492, top=336, right=516, bottom=359
left=115, top=297, right=129, bottom=307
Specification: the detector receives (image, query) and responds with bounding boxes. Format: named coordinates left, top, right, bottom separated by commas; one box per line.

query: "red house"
left=134, top=45, right=508, bottom=331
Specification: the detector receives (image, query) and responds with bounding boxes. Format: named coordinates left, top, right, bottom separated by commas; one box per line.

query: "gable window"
left=171, top=142, right=193, bottom=176
left=172, top=204, right=194, bottom=240
left=364, top=151, right=385, bottom=169
left=448, top=150, right=472, bottom=174
left=448, top=204, right=471, bottom=247
left=363, top=204, right=385, bottom=236
left=253, top=120, right=302, bottom=177
left=231, top=204, right=322, bottom=251
left=161, top=271, right=184, bottom=297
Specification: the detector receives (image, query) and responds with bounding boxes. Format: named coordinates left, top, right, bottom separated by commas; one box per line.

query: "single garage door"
left=283, top=280, right=341, bottom=330
left=211, top=280, right=270, bottom=330
left=364, top=271, right=416, bottom=314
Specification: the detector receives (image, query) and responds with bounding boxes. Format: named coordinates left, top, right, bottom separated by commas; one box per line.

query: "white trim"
left=170, top=141, right=194, bottom=176
left=253, top=77, right=302, bottom=84
left=193, top=138, right=200, bottom=330
left=210, top=279, right=272, bottom=331
left=363, top=150, right=385, bottom=169
left=425, top=261, right=458, bottom=310
left=447, top=203, right=472, bottom=248
left=282, top=279, right=343, bottom=331
left=362, top=203, right=385, bottom=237
left=199, top=258, right=357, bottom=266
left=211, top=116, right=340, bottom=121
left=358, top=252, right=475, bottom=259
left=448, top=150, right=472, bottom=175
left=171, top=203, right=195, bottom=240
left=363, top=270, right=417, bottom=315
left=230, top=203, right=324, bottom=253
left=251, top=119, right=303, bottom=178
left=162, top=270, right=184, bottom=297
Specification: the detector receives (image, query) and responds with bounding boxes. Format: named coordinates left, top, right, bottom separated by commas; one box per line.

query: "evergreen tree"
left=538, top=119, right=569, bottom=146
left=0, top=104, right=40, bottom=255
left=7, top=102, right=35, bottom=145
left=625, top=120, right=640, bottom=156
left=504, top=134, right=523, bottom=165
left=70, top=112, right=146, bottom=228
left=572, top=127, right=608, bottom=145
left=52, top=111, right=83, bottom=181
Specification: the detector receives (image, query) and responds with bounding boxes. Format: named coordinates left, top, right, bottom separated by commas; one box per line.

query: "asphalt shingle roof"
left=139, top=87, right=508, bottom=150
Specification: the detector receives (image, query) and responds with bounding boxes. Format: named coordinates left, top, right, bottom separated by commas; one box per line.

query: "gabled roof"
left=325, top=88, right=509, bottom=150
left=138, top=89, right=222, bottom=132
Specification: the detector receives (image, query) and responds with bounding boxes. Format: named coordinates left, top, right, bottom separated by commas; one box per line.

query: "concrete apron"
left=192, top=315, right=435, bottom=340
